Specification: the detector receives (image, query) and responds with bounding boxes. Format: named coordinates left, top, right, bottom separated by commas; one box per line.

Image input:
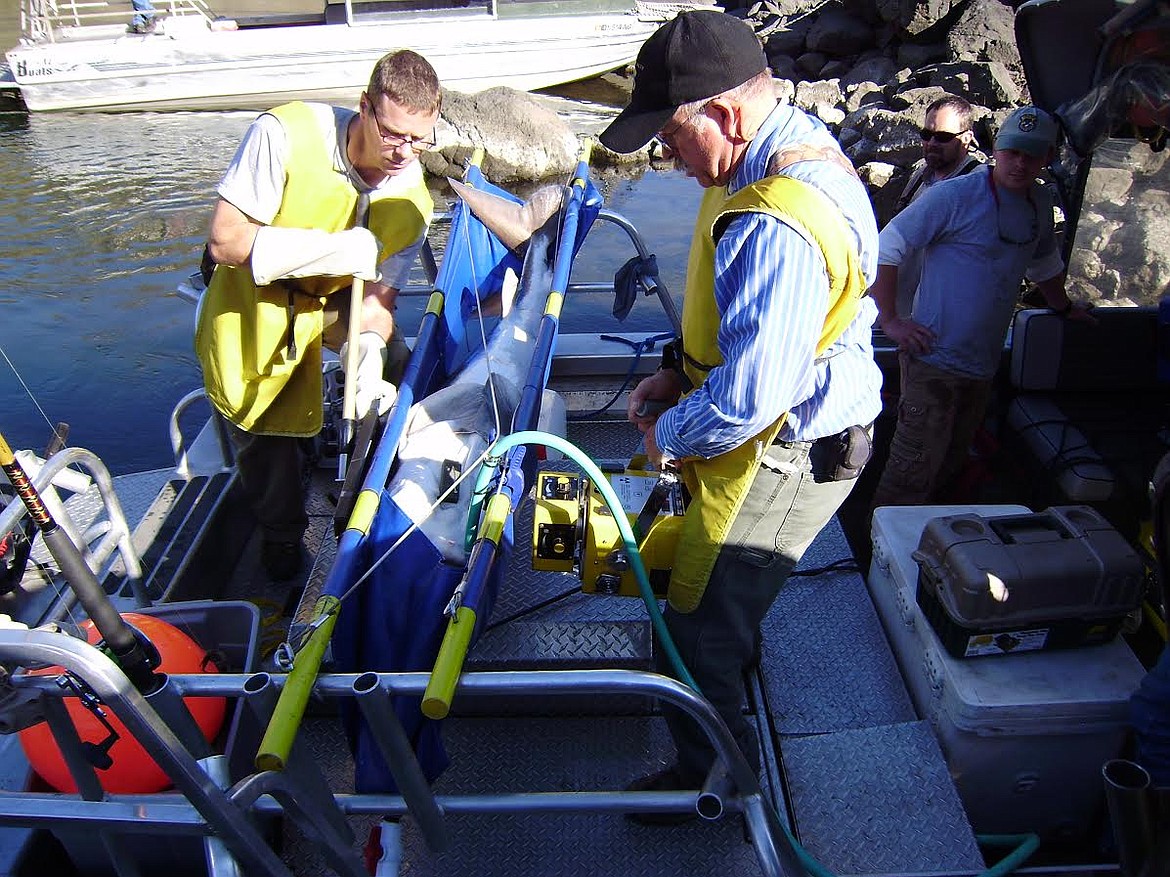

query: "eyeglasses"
left=367, top=103, right=436, bottom=153
left=996, top=198, right=1038, bottom=245
left=920, top=128, right=967, bottom=144
left=988, top=175, right=1039, bottom=245
left=653, top=102, right=710, bottom=153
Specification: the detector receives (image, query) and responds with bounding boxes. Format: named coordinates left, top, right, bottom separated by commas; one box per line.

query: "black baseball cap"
left=599, top=10, right=768, bottom=154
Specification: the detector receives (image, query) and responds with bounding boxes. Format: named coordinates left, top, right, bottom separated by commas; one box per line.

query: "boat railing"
left=0, top=446, right=143, bottom=590
left=19, top=0, right=213, bottom=43
left=0, top=624, right=802, bottom=877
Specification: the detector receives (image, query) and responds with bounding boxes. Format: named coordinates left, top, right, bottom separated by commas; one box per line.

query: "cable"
left=567, top=332, right=674, bottom=421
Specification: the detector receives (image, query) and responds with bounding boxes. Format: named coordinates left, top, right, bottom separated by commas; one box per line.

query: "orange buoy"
left=18, top=613, right=227, bottom=794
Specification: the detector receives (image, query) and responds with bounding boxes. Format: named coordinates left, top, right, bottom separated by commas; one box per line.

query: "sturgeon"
left=384, top=183, right=565, bottom=563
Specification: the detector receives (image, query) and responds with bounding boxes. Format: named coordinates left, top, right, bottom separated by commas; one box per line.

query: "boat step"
left=103, top=470, right=245, bottom=605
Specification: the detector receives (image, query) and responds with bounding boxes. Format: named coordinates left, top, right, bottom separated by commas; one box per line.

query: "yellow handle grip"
left=255, top=597, right=339, bottom=771
left=421, top=605, right=477, bottom=720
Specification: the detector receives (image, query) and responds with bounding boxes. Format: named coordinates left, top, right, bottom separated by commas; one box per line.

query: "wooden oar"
left=338, top=191, right=372, bottom=482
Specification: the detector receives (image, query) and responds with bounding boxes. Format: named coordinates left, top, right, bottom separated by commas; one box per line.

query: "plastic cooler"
left=868, top=505, right=1147, bottom=839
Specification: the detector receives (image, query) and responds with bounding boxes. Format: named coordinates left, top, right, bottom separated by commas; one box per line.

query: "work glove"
left=251, top=226, right=381, bottom=286
left=340, top=331, right=398, bottom=417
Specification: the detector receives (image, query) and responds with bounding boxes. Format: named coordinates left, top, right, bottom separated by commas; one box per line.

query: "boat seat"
left=1005, top=306, right=1167, bottom=505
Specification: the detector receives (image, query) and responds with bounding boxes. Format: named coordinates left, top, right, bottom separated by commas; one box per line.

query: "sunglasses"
left=920, top=129, right=967, bottom=144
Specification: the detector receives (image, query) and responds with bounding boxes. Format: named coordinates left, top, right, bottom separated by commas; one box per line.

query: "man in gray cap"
left=600, top=9, right=882, bottom=818
left=870, top=105, right=1093, bottom=510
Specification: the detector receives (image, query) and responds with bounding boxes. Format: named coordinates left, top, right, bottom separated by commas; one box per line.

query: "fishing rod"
left=0, top=430, right=157, bottom=695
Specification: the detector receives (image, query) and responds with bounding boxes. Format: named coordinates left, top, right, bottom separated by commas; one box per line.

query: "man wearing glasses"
left=600, top=10, right=881, bottom=815
left=195, top=50, right=440, bottom=583
left=869, top=105, right=1093, bottom=511
left=889, top=94, right=984, bottom=316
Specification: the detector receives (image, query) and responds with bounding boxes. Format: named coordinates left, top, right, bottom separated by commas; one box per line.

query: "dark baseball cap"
left=599, top=10, right=768, bottom=154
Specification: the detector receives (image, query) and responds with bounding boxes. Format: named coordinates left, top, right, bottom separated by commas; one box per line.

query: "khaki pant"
left=870, top=352, right=993, bottom=510
left=658, top=437, right=860, bottom=782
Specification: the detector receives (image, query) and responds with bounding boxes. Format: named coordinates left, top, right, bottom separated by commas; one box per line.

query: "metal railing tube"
left=352, top=672, right=449, bottom=851
left=1103, top=758, right=1155, bottom=877
left=0, top=629, right=293, bottom=877
left=596, top=208, right=682, bottom=335
left=240, top=672, right=353, bottom=845
left=199, top=754, right=243, bottom=877
left=697, top=760, right=732, bottom=821
left=145, top=671, right=212, bottom=758
left=40, top=695, right=104, bottom=800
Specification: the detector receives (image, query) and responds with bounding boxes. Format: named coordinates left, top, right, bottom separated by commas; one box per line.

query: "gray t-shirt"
left=890, top=154, right=985, bottom=317
left=879, top=165, right=1064, bottom=380
left=217, top=102, right=426, bottom=289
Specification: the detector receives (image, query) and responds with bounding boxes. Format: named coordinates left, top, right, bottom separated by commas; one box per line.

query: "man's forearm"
left=359, top=281, right=398, bottom=341
left=1036, top=274, right=1071, bottom=312
left=869, top=263, right=900, bottom=327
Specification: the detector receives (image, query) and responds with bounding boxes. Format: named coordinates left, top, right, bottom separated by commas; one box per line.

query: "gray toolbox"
left=912, top=505, right=1145, bottom=658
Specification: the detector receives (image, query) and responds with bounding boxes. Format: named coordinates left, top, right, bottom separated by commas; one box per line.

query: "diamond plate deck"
left=782, top=721, right=983, bottom=874
left=759, top=520, right=916, bottom=734
left=285, top=716, right=768, bottom=877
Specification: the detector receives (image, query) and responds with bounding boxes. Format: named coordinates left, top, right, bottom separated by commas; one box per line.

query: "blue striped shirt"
left=657, top=103, right=883, bottom=459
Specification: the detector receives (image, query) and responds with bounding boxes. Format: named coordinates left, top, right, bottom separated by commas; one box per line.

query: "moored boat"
left=3, top=0, right=710, bottom=113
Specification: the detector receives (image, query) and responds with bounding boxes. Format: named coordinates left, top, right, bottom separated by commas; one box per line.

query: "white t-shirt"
left=217, top=103, right=426, bottom=290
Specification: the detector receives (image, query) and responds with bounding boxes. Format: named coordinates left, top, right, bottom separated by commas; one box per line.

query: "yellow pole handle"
left=255, top=596, right=339, bottom=771
left=421, top=605, right=477, bottom=720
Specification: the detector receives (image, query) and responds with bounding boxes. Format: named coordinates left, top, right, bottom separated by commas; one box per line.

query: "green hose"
left=484, top=430, right=1041, bottom=877
left=484, top=430, right=697, bottom=691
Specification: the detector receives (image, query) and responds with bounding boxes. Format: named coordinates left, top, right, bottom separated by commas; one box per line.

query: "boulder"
left=806, top=7, right=875, bottom=55
left=426, top=87, right=579, bottom=182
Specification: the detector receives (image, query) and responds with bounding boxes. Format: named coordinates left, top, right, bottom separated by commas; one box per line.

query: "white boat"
left=3, top=0, right=704, bottom=113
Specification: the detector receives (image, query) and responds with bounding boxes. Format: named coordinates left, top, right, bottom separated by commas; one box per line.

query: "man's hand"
left=341, top=331, right=397, bottom=417
left=880, top=315, right=936, bottom=356
left=641, top=422, right=677, bottom=471
left=628, top=370, right=682, bottom=434
left=1065, top=303, right=1098, bottom=326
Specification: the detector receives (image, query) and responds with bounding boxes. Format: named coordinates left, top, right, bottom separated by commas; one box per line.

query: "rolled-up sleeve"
left=656, top=213, right=828, bottom=460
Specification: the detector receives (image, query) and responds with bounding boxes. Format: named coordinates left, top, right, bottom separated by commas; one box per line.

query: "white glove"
left=251, top=226, right=381, bottom=286
left=340, top=331, right=398, bottom=417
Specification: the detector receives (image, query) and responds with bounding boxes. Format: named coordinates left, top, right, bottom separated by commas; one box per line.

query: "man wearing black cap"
left=600, top=9, right=882, bottom=815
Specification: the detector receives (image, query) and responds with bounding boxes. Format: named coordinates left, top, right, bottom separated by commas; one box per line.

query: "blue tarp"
left=326, top=162, right=601, bottom=793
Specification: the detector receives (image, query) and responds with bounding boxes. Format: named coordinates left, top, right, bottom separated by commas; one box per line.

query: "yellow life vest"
left=669, top=169, right=867, bottom=613
left=194, top=101, right=433, bottom=436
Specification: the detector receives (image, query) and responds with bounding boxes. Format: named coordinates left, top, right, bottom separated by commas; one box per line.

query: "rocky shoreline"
left=423, top=1, right=1170, bottom=307
left=426, top=0, right=1030, bottom=223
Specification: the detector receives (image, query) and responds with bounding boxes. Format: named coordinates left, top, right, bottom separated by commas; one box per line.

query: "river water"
left=0, top=3, right=700, bottom=474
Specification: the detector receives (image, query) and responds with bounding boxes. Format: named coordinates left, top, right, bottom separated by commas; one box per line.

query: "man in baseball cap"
left=609, top=10, right=884, bottom=820
left=995, top=105, right=1060, bottom=156
left=599, top=9, right=768, bottom=154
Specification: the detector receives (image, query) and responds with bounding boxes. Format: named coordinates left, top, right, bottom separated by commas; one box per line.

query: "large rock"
left=945, top=0, right=1026, bottom=91
left=806, top=8, right=875, bottom=55
left=425, top=87, right=579, bottom=183
left=875, top=0, right=965, bottom=37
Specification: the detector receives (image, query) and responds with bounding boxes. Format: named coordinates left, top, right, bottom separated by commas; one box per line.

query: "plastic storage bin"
left=51, top=600, right=261, bottom=877
left=869, top=505, right=1147, bottom=839
left=913, top=506, right=1145, bottom=657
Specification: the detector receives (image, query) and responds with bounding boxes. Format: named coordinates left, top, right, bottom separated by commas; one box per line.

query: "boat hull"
left=5, top=13, right=656, bottom=112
